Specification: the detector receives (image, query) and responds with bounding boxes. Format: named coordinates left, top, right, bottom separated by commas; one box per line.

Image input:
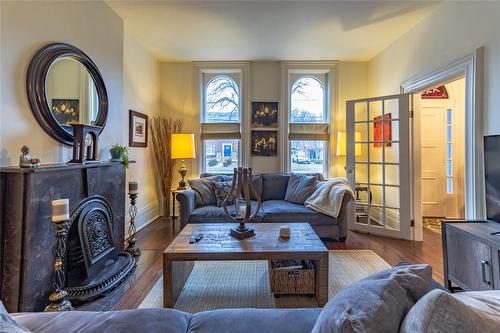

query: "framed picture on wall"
left=251, top=102, right=278, bottom=128
left=373, top=113, right=391, bottom=147
left=251, top=130, right=278, bottom=156
left=129, top=110, right=148, bottom=147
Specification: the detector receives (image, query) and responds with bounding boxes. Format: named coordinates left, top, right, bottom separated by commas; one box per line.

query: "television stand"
left=442, top=220, right=500, bottom=292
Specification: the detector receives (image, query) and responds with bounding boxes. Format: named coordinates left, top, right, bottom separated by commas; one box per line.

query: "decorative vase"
left=222, top=167, right=262, bottom=240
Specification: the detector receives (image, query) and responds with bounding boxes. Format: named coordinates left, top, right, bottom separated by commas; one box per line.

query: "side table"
left=171, top=189, right=186, bottom=227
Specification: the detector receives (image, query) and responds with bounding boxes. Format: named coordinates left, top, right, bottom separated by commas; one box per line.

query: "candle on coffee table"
left=52, top=199, right=69, bottom=222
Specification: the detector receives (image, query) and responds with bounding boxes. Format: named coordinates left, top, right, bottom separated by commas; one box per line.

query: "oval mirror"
left=27, top=43, right=108, bottom=145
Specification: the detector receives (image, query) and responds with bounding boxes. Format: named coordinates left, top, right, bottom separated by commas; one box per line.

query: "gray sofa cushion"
left=400, top=289, right=500, bottom=333
left=262, top=200, right=336, bottom=226
left=262, top=173, right=290, bottom=200
left=1, top=302, right=30, bottom=333
left=285, top=173, right=318, bottom=204
left=188, top=308, right=320, bottom=333
left=190, top=201, right=263, bottom=223
left=12, top=308, right=192, bottom=333
left=213, top=180, right=236, bottom=207
left=311, top=264, right=433, bottom=333
left=188, top=176, right=221, bottom=207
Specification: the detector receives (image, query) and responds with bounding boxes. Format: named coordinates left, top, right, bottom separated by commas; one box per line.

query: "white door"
left=346, top=94, right=412, bottom=240
left=420, top=108, right=446, bottom=217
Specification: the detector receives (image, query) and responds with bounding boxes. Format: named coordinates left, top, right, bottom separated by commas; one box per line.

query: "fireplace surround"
left=0, top=162, right=131, bottom=312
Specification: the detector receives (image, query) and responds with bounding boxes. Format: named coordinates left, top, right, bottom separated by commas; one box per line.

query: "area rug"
left=139, top=250, right=390, bottom=312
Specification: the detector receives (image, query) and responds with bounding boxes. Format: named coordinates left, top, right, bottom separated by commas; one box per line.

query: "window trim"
left=281, top=61, right=338, bottom=176
left=193, top=62, right=250, bottom=175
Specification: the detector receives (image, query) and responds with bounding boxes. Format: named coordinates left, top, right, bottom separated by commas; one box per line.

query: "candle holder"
left=44, top=218, right=74, bottom=312
left=125, top=192, right=141, bottom=257
left=222, top=167, right=261, bottom=240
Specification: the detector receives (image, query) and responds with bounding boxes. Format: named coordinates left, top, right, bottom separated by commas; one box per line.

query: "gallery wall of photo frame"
left=251, top=102, right=278, bottom=157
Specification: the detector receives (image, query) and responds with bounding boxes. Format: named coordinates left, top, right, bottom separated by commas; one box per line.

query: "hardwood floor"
left=113, top=217, right=443, bottom=310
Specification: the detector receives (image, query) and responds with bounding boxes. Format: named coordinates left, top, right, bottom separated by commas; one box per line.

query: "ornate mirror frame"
left=26, top=43, right=109, bottom=146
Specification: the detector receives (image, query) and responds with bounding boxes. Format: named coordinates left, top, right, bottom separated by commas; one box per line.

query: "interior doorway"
left=417, top=77, right=466, bottom=233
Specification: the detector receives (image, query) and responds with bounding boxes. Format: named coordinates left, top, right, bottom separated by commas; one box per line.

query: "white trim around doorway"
left=400, top=47, right=485, bottom=241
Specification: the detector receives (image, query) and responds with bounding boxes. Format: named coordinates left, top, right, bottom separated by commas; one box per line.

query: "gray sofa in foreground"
left=9, top=264, right=500, bottom=333
left=177, top=173, right=354, bottom=240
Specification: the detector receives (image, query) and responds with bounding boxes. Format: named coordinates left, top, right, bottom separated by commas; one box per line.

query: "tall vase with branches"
left=150, top=117, right=184, bottom=216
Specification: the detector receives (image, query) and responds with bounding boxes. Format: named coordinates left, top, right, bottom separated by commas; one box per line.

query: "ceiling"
left=107, top=0, right=440, bottom=62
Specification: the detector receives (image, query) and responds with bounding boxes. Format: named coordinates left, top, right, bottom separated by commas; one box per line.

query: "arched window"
left=205, top=75, right=240, bottom=122
left=290, top=77, right=325, bottom=123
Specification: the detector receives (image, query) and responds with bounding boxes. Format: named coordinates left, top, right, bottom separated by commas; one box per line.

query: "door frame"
left=401, top=47, right=484, bottom=241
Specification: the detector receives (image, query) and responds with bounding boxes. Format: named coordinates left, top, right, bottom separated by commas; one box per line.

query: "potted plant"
left=110, top=144, right=129, bottom=168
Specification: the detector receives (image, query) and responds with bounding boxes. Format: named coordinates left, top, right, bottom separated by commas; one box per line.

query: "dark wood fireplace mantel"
left=0, top=162, right=126, bottom=312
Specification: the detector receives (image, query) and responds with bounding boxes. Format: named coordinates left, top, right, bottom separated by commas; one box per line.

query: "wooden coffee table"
left=163, top=223, right=329, bottom=307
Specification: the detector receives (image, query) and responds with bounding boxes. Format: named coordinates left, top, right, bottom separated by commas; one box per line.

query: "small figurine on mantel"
left=19, top=146, right=40, bottom=168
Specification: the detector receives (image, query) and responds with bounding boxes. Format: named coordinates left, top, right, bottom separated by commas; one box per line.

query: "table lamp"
left=171, top=133, right=195, bottom=190
left=336, top=131, right=362, bottom=156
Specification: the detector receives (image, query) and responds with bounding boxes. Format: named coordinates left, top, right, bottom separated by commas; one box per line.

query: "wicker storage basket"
left=268, top=260, right=315, bottom=296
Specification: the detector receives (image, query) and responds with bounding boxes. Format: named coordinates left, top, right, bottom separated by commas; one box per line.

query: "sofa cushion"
left=213, top=180, right=237, bottom=207
left=190, top=201, right=263, bottom=223
left=188, top=308, right=320, bottom=333
left=188, top=176, right=220, bottom=207
left=262, top=173, right=290, bottom=200
left=12, top=308, right=192, bottom=333
left=400, top=289, right=500, bottom=333
left=285, top=173, right=318, bottom=204
left=262, top=200, right=336, bottom=226
left=311, top=264, right=433, bottom=333
left=1, top=301, right=30, bottom=333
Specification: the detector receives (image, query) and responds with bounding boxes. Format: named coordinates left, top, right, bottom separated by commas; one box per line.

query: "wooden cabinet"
left=443, top=221, right=500, bottom=292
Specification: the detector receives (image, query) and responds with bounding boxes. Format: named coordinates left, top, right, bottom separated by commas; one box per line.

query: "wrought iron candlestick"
left=222, top=167, right=262, bottom=239
left=125, top=190, right=141, bottom=257
left=45, top=215, right=74, bottom=312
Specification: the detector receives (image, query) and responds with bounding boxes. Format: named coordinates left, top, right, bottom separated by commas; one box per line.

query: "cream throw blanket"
left=305, top=178, right=355, bottom=218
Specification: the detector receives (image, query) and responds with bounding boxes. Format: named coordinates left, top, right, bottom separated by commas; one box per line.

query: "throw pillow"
left=213, top=180, right=237, bottom=207
left=311, top=264, right=433, bottom=333
left=400, top=289, right=500, bottom=333
left=284, top=173, right=318, bottom=204
left=188, top=176, right=221, bottom=206
left=0, top=302, right=31, bottom=333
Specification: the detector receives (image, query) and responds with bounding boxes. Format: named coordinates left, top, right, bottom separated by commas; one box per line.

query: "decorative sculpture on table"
left=19, top=146, right=40, bottom=168
left=125, top=181, right=141, bottom=257
left=222, top=167, right=262, bottom=239
left=45, top=199, right=74, bottom=312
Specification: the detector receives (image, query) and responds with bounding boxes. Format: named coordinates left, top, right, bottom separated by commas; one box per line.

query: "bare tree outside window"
left=205, top=76, right=240, bottom=122
left=290, top=77, right=325, bottom=123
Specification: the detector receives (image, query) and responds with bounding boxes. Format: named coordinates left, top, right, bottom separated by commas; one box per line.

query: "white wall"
left=0, top=1, right=123, bottom=165
left=123, top=30, right=162, bottom=231
left=368, top=1, right=500, bottom=136
left=159, top=61, right=368, bottom=177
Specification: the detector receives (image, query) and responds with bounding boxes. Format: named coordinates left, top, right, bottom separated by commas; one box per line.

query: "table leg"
left=313, top=254, right=329, bottom=306
left=163, top=257, right=194, bottom=308
left=171, top=192, right=176, bottom=220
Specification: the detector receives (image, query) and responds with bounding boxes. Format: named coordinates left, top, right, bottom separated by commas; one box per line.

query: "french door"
left=346, top=94, right=412, bottom=239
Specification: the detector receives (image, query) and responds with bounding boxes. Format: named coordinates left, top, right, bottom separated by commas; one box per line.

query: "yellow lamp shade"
left=171, top=134, right=195, bottom=159
left=336, top=131, right=362, bottom=156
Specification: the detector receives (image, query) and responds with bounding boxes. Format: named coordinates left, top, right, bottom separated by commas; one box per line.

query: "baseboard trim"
left=125, top=200, right=160, bottom=235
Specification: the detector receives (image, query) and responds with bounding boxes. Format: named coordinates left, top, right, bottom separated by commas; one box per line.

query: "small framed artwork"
left=129, top=110, right=148, bottom=147
left=251, top=130, right=278, bottom=156
left=251, top=102, right=278, bottom=128
left=373, top=113, right=391, bottom=147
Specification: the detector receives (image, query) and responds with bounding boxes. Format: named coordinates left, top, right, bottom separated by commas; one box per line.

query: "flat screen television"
left=484, top=135, right=500, bottom=222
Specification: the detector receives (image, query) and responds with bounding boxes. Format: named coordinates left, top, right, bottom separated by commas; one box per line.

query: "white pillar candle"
left=52, top=199, right=69, bottom=222
left=129, top=181, right=139, bottom=194
left=240, top=205, right=247, bottom=217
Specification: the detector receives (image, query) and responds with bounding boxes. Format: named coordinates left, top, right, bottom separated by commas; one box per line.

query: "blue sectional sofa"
left=177, top=173, right=354, bottom=240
